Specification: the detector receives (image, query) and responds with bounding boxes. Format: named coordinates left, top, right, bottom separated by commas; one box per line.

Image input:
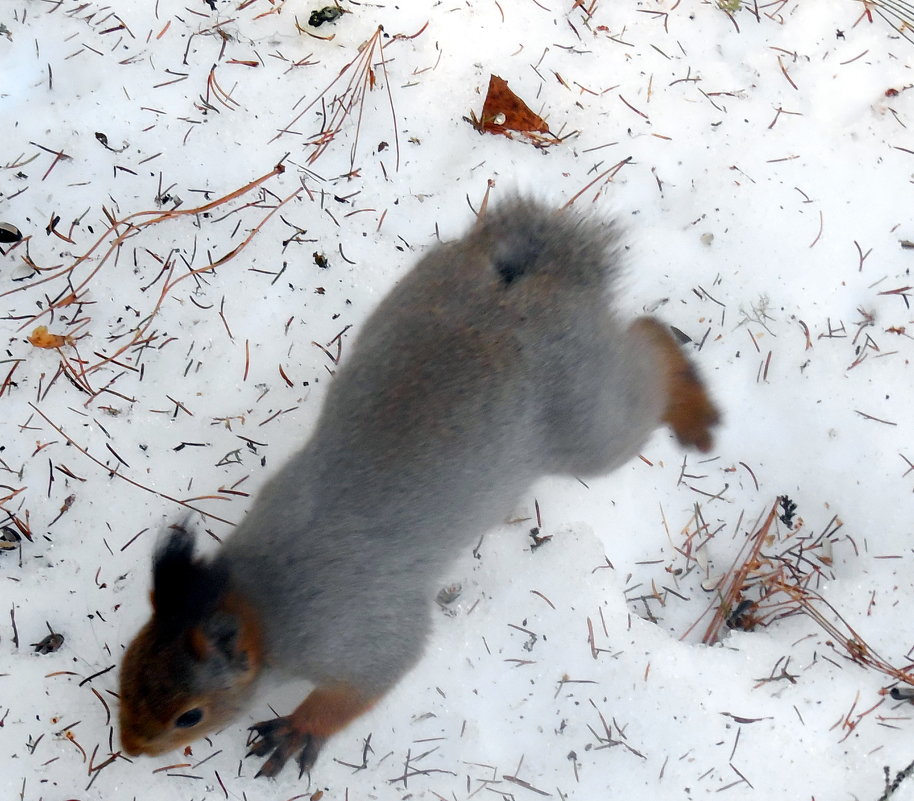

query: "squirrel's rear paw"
left=664, top=363, right=720, bottom=453
left=630, top=316, right=720, bottom=453
left=248, top=717, right=325, bottom=779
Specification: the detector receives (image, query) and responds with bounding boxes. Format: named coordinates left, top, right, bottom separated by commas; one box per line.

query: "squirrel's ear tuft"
left=152, top=523, right=194, bottom=590
left=152, top=523, right=227, bottom=630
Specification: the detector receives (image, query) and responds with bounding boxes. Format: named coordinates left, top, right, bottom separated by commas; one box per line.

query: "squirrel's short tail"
left=471, top=197, right=620, bottom=289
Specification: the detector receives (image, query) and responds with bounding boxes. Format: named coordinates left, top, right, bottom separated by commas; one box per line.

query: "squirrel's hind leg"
left=630, top=316, right=720, bottom=453
left=248, top=684, right=376, bottom=779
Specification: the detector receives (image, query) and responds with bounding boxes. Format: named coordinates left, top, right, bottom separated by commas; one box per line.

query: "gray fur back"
left=220, top=198, right=664, bottom=692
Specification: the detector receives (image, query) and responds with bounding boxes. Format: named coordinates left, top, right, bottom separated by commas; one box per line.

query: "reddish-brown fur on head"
left=119, top=525, right=263, bottom=757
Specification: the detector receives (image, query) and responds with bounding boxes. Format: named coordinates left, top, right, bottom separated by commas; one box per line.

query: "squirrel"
left=118, top=197, right=720, bottom=778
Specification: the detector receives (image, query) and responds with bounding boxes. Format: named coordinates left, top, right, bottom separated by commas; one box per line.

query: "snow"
left=1, top=0, right=913, bottom=798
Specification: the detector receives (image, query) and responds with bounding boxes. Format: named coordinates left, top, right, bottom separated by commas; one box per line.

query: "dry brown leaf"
left=475, top=74, right=550, bottom=137
left=28, top=325, right=71, bottom=349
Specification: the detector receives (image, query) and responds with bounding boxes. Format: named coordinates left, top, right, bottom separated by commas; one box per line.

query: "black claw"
left=296, top=735, right=326, bottom=778
left=255, top=750, right=290, bottom=779
left=249, top=717, right=285, bottom=740
left=246, top=739, right=273, bottom=759
left=250, top=717, right=282, bottom=734
left=247, top=715, right=322, bottom=779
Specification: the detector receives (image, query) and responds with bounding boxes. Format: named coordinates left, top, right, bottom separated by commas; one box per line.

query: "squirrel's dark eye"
left=175, top=708, right=203, bottom=729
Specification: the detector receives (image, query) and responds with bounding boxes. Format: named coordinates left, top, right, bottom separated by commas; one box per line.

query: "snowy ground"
left=2, top=0, right=914, bottom=799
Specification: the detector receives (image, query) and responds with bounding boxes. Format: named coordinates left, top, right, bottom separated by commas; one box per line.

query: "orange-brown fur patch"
left=631, top=316, right=720, bottom=452
left=288, top=684, right=378, bottom=738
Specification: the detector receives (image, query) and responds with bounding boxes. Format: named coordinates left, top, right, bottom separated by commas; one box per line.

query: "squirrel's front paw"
left=247, top=716, right=325, bottom=779
left=247, top=685, right=375, bottom=778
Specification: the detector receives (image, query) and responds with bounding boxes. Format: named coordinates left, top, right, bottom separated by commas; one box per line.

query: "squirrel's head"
left=119, top=525, right=263, bottom=757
